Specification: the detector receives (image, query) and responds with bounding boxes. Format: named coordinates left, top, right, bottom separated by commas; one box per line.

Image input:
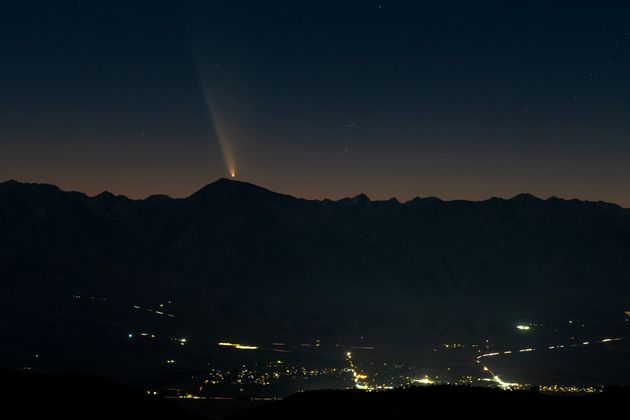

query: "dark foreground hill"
left=1, top=178, right=630, bottom=373
left=4, top=369, right=627, bottom=420
left=0, top=369, right=201, bottom=420
left=229, top=385, right=629, bottom=420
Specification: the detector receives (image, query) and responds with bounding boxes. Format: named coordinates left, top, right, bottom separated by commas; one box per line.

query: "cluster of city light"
left=342, top=352, right=437, bottom=391
left=345, top=351, right=370, bottom=390
left=174, top=393, right=205, bottom=400
left=476, top=360, right=521, bottom=390
left=144, top=323, right=628, bottom=399
left=197, top=362, right=341, bottom=390
left=413, top=376, right=435, bottom=385
left=166, top=351, right=587, bottom=400
left=218, top=342, right=259, bottom=350
left=539, top=384, right=602, bottom=394
left=492, top=375, right=519, bottom=390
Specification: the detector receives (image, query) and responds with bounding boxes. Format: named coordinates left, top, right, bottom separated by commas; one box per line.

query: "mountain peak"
left=352, top=193, right=370, bottom=203
left=338, top=193, right=371, bottom=206
left=188, top=178, right=294, bottom=204
left=510, top=193, right=542, bottom=202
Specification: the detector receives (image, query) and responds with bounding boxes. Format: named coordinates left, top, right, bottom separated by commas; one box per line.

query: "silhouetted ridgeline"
left=1, top=178, right=630, bottom=348
left=228, top=385, right=629, bottom=419
left=3, top=178, right=630, bottom=291
left=0, top=369, right=201, bottom=420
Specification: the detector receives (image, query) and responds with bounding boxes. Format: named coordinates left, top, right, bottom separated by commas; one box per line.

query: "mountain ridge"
left=1, top=177, right=630, bottom=368
left=1, top=178, right=622, bottom=209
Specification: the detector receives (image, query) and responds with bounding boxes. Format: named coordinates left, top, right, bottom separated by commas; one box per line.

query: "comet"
left=193, top=57, right=238, bottom=179
left=202, top=92, right=237, bottom=178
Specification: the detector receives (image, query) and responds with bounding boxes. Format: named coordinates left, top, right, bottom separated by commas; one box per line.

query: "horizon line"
left=0, top=177, right=625, bottom=209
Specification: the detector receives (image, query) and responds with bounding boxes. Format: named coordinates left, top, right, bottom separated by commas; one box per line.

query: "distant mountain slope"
left=2, top=178, right=629, bottom=291
left=1, top=178, right=629, bottom=357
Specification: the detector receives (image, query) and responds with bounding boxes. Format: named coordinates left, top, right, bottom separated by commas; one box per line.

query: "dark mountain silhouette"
left=1, top=178, right=630, bottom=372
left=0, top=369, right=201, bottom=420
left=227, top=385, right=629, bottom=419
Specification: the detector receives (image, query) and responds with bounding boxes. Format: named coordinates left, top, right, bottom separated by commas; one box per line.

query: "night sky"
left=2, top=1, right=630, bottom=205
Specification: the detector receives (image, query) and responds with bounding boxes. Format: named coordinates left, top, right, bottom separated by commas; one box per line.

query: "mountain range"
left=1, top=178, right=629, bottom=374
